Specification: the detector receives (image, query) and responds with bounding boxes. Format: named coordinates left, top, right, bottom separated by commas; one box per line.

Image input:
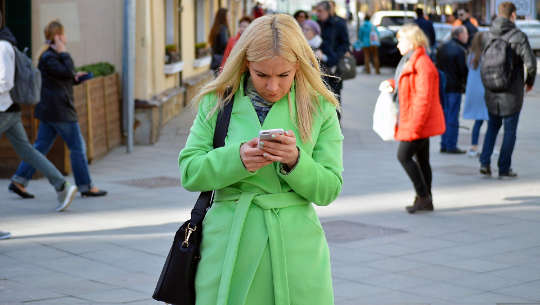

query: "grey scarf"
left=393, top=50, right=414, bottom=104
left=246, top=76, right=274, bottom=124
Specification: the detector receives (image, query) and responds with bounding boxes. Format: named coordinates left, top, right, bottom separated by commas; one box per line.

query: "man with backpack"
left=0, top=13, right=77, bottom=217
left=479, top=2, right=536, bottom=179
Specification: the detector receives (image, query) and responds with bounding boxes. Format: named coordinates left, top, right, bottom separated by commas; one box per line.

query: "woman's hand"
left=315, top=50, right=323, bottom=60
left=260, top=130, right=299, bottom=168
left=240, top=138, right=273, bottom=172
left=74, top=71, right=88, bottom=82
left=52, top=35, right=66, bottom=53
left=379, top=80, right=394, bottom=93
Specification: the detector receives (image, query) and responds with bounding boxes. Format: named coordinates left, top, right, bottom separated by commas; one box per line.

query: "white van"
left=371, top=11, right=417, bottom=32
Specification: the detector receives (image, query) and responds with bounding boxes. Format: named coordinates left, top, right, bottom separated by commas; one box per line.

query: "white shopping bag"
left=372, top=91, right=398, bottom=141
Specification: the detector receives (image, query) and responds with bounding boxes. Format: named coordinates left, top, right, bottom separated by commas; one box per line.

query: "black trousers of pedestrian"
left=397, top=138, right=432, bottom=198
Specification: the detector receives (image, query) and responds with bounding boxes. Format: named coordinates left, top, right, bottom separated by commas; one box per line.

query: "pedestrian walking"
left=220, top=16, right=252, bottom=69
left=0, top=15, right=77, bottom=212
left=316, top=1, right=350, bottom=120
left=13, top=20, right=107, bottom=198
left=479, top=2, right=536, bottom=178
left=463, top=32, right=489, bottom=157
left=179, top=14, right=343, bottom=304
left=252, top=2, right=264, bottom=19
left=381, top=24, right=445, bottom=214
left=209, top=8, right=230, bottom=74
left=357, top=14, right=380, bottom=74
left=414, top=8, right=436, bottom=48
left=437, top=26, right=469, bottom=154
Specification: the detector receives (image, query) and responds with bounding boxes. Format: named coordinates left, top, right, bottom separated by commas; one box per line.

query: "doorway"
left=1, top=0, right=32, bottom=55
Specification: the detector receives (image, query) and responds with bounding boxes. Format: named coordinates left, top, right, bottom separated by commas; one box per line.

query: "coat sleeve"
left=516, top=32, right=537, bottom=87
left=335, top=19, right=351, bottom=60
left=277, top=104, right=343, bottom=206
left=179, top=95, right=254, bottom=192
left=41, top=52, right=76, bottom=80
left=410, top=57, right=437, bottom=137
left=458, top=49, right=468, bottom=92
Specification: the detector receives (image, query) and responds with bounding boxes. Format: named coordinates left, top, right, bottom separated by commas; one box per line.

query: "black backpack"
left=480, top=29, right=519, bottom=92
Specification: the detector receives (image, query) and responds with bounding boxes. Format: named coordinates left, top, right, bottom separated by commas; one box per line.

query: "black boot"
left=406, top=196, right=434, bottom=214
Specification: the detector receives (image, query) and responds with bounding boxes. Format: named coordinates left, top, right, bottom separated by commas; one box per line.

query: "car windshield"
left=380, top=16, right=414, bottom=27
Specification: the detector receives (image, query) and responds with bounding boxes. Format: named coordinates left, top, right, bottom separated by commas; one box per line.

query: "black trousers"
left=397, top=138, right=432, bottom=198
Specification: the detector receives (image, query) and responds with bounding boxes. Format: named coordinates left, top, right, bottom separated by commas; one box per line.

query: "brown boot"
left=406, top=196, right=434, bottom=214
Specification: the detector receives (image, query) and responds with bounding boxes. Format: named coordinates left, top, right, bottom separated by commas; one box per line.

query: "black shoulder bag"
left=153, top=92, right=234, bottom=305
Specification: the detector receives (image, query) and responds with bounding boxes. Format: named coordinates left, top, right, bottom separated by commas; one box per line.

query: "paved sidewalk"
left=1, top=67, right=540, bottom=305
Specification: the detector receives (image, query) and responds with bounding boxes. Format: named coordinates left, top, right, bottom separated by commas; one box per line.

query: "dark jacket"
left=34, top=48, right=78, bottom=122
left=414, top=17, right=436, bottom=47
left=463, top=18, right=478, bottom=46
left=211, top=25, right=229, bottom=56
left=482, top=17, right=536, bottom=116
left=0, top=27, right=20, bottom=113
left=436, top=38, right=468, bottom=93
left=318, top=16, right=350, bottom=67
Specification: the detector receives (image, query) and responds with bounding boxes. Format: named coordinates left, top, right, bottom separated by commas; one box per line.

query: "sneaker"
left=467, top=148, right=479, bottom=158
left=56, top=183, right=77, bottom=212
left=480, top=165, right=491, bottom=176
left=0, top=231, right=11, bottom=240
left=499, top=169, right=518, bottom=179
left=480, top=165, right=492, bottom=176
left=445, top=148, right=467, bottom=154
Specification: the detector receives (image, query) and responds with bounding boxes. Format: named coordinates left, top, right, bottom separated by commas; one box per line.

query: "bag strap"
left=189, top=88, right=234, bottom=226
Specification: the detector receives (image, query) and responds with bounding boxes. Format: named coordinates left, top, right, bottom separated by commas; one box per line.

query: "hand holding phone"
left=258, top=129, right=299, bottom=168
left=258, top=128, right=285, bottom=148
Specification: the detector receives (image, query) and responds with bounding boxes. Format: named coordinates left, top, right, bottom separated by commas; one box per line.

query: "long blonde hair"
left=39, top=20, right=64, bottom=60
left=193, top=14, right=339, bottom=142
left=470, top=32, right=484, bottom=69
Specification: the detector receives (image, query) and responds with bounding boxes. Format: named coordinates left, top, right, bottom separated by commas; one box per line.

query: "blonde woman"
left=179, top=14, right=343, bottom=305
left=381, top=24, right=445, bottom=213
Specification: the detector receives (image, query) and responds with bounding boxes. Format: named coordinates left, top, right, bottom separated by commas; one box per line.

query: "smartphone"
left=258, top=128, right=284, bottom=148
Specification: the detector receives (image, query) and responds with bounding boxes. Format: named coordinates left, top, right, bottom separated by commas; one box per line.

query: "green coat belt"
left=179, top=79, right=344, bottom=305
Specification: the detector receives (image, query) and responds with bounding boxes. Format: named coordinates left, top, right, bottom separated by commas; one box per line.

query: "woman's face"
left=397, top=36, right=413, bottom=55
left=238, top=21, right=250, bottom=35
left=247, top=56, right=297, bottom=103
left=302, top=26, right=315, bottom=40
left=296, top=13, right=307, bottom=25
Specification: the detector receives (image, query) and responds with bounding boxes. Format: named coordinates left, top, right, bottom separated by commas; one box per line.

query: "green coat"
left=179, top=79, right=343, bottom=305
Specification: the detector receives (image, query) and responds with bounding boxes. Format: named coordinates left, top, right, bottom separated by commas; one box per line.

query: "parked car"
left=371, top=10, right=417, bottom=32
left=353, top=26, right=402, bottom=67
left=515, top=19, right=540, bottom=55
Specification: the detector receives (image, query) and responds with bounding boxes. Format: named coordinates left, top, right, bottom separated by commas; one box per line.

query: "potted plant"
left=195, top=42, right=210, bottom=59
left=165, top=44, right=181, bottom=64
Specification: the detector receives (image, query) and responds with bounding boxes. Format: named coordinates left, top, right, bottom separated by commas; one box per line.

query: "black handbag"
left=153, top=92, right=234, bottom=305
left=336, top=52, right=357, bottom=81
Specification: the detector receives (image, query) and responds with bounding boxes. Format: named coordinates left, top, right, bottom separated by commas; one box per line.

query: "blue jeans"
left=440, top=92, right=462, bottom=150
left=0, top=112, right=65, bottom=191
left=13, top=121, right=93, bottom=192
left=479, top=111, right=520, bottom=174
left=471, top=120, right=484, bottom=146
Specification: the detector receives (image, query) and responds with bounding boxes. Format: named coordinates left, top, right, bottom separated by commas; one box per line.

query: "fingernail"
left=263, top=153, right=268, bottom=157
left=271, top=134, right=276, bottom=138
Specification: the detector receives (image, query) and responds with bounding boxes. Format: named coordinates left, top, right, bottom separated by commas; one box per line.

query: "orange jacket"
left=389, top=47, right=446, bottom=141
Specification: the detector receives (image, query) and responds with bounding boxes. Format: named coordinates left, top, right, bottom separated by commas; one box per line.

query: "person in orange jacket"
left=380, top=24, right=446, bottom=214
left=220, top=16, right=252, bottom=69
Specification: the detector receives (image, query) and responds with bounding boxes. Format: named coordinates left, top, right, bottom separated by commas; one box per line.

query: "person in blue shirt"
left=356, top=14, right=380, bottom=74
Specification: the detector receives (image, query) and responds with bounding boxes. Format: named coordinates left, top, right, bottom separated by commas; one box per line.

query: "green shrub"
left=76, top=62, right=115, bottom=77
